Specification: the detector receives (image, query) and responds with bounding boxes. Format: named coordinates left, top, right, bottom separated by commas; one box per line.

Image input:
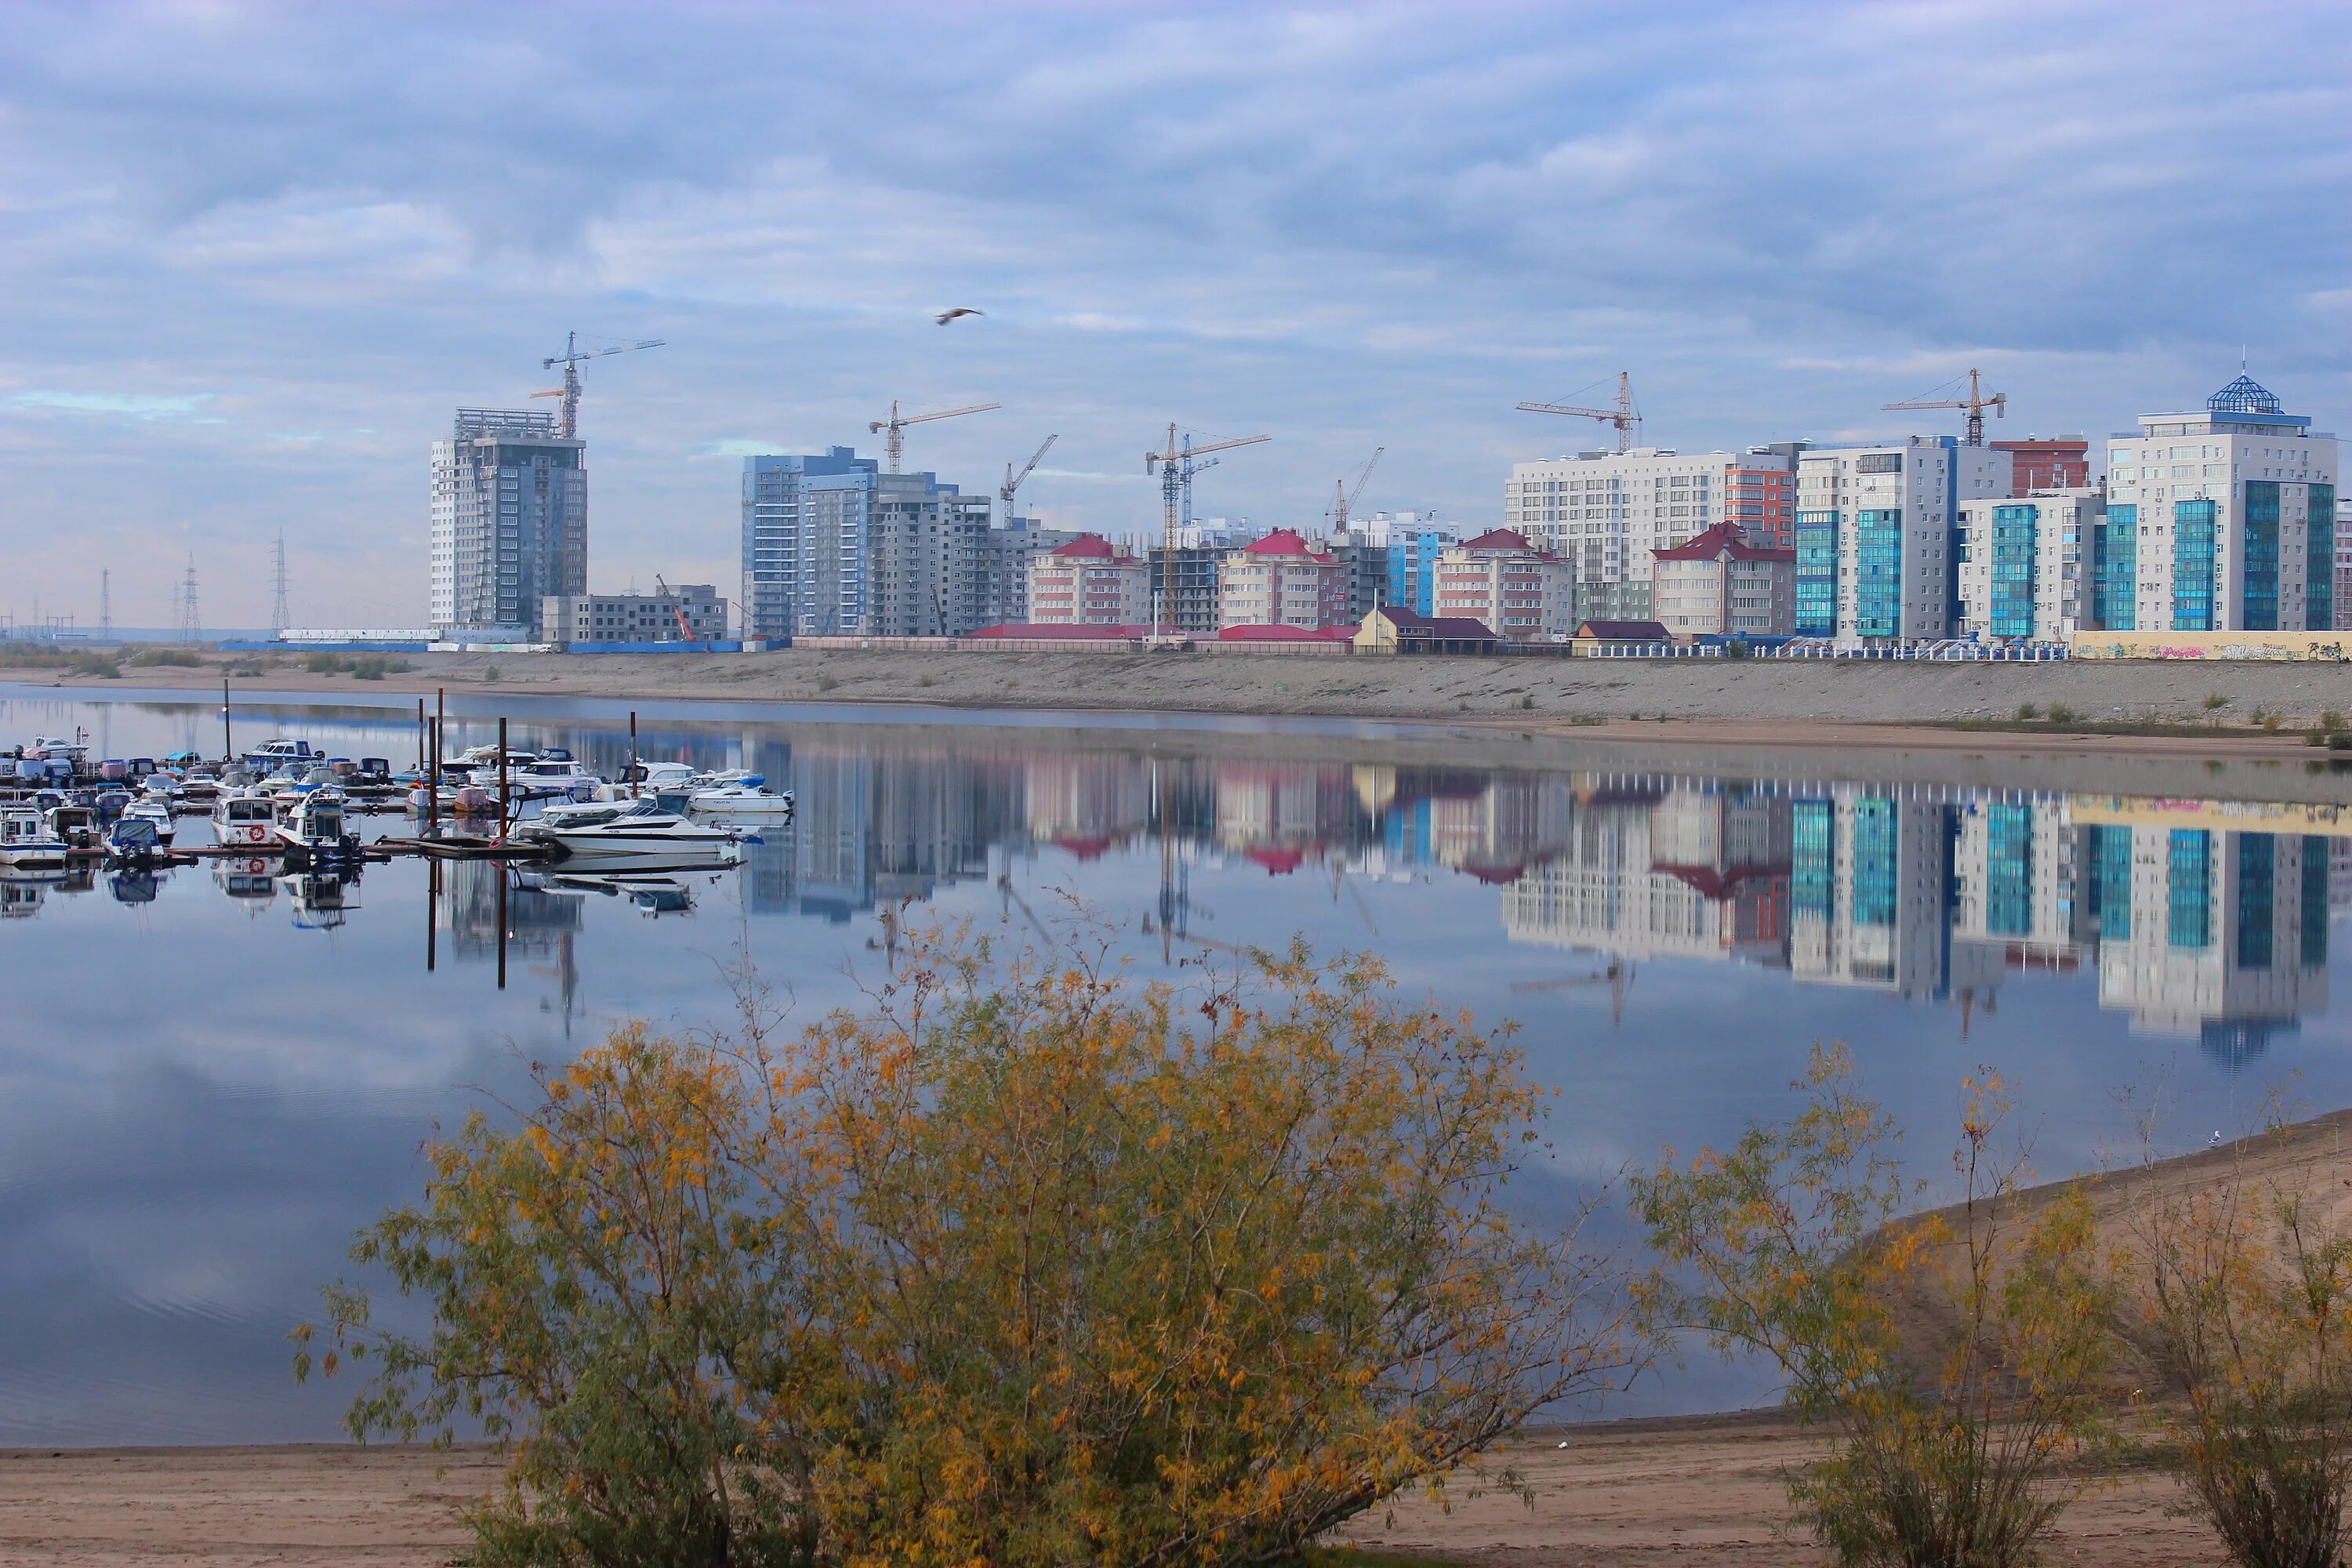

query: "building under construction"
left=430, top=408, right=585, bottom=637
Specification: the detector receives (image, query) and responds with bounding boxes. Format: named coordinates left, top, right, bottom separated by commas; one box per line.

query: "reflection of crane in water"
left=530, top=930, right=582, bottom=1038
left=996, top=869, right=1052, bottom=943
left=1330, top=860, right=1377, bottom=936
left=866, top=895, right=916, bottom=973
left=1511, top=960, right=1635, bottom=1027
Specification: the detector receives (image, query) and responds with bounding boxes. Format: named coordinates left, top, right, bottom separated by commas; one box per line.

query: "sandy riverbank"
left=19, top=645, right=2352, bottom=759
left=20, top=1112, right=2352, bottom=1566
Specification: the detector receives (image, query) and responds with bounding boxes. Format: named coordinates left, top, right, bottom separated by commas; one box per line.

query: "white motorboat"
left=243, top=739, right=324, bottom=772
left=45, top=804, right=104, bottom=855
left=535, top=797, right=743, bottom=866
left=121, top=799, right=177, bottom=846
left=276, top=793, right=361, bottom=867
left=686, top=775, right=795, bottom=817
left=0, top=806, right=68, bottom=869
left=212, top=791, right=279, bottom=848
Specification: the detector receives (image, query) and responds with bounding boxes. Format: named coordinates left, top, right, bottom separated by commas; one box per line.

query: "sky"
left=4, top=0, right=2350, bottom=631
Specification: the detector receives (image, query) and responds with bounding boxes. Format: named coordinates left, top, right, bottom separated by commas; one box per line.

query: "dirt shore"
left=23, top=1109, right=2352, bottom=1566
left=18, top=644, right=2352, bottom=760
left=0, top=1416, right=2221, bottom=1568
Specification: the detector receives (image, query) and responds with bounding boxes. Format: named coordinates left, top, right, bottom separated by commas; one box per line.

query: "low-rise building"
left=544, top=585, right=728, bottom=644
left=1650, top=521, right=1795, bottom=637
left=1955, top=488, right=2105, bottom=644
left=1431, top=528, right=1575, bottom=642
left=1218, top=529, right=1350, bottom=630
left=1027, top=535, right=1151, bottom=626
left=1352, top=607, right=1501, bottom=655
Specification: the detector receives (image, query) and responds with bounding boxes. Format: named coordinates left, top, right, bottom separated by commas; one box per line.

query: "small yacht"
left=534, top=797, right=742, bottom=866
left=0, top=806, right=68, bottom=869
left=686, top=775, right=795, bottom=817
left=275, top=793, right=361, bottom=868
left=243, top=739, right=323, bottom=772
left=509, top=758, right=605, bottom=800
left=212, top=792, right=280, bottom=848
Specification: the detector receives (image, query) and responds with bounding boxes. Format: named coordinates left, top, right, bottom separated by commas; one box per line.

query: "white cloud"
left=9, top=390, right=218, bottom=420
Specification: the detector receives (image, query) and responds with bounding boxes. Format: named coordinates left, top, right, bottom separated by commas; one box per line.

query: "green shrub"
left=2014, top=702, right=2039, bottom=721
left=303, top=651, right=340, bottom=674
left=68, top=652, right=120, bottom=678
left=2205, top=692, right=2232, bottom=712
left=350, top=655, right=387, bottom=681
left=127, top=646, right=204, bottom=667
left=2324, top=710, right=2346, bottom=731
left=2046, top=702, right=2078, bottom=725
left=481, top=664, right=500, bottom=682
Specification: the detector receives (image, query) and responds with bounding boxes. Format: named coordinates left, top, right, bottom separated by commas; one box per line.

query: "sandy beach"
left=17, top=645, right=2352, bottom=758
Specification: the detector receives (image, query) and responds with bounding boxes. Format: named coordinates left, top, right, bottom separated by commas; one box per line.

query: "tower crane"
left=1882, top=368, right=2007, bottom=446
left=1143, top=430, right=1270, bottom=630
left=535, top=332, right=664, bottom=440
left=870, top=399, right=1000, bottom=473
left=1515, top=372, right=1640, bottom=454
left=1327, top=445, right=1384, bottom=535
left=1179, top=432, right=1218, bottom=531
left=1000, top=434, right=1058, bottom=524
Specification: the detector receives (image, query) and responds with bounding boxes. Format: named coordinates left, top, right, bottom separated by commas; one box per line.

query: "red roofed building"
left=1026, top=533, right=1151, bottom=626
left=1217, top=528, right=1350, bottom=630
left=1650, top=521, right=1795, bottom=637
left=1432, top=528, right=1575, bottom=642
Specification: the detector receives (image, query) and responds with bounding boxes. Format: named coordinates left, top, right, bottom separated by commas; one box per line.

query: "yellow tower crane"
left=1516, top=372, right=1639, bottom=454
left=1882, top=368, right=2007, bottom=446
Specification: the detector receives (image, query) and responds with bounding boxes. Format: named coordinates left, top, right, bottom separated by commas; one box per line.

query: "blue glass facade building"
left=2171, top=499, right=2217, bottom=632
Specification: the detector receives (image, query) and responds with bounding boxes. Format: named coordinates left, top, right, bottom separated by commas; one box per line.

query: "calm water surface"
left=6, top=684, right=2352, bottom=1443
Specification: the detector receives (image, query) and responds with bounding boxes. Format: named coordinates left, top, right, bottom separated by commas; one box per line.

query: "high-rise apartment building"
left=739, top=448, right=991, bottom=637
left=1954, top=488, right=2105, bottom=644
left=430, top=408, right=586, bottom=636
left=1503, top=446, right=1798, bottom=620
left=1795, top=438, right=2013, bottom=642
left=2100, top=375, right=2337, bottom=633
left=982, top=517, right=1078, bottom=628
left=1346, top=512, right=1459, bottom=615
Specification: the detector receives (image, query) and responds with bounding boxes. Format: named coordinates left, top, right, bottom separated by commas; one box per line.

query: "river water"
left=6, top=683, right=2352, bottom=1443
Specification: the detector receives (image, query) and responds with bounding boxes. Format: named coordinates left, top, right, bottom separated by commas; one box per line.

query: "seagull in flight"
left=935, top=307, right=984, bottom=325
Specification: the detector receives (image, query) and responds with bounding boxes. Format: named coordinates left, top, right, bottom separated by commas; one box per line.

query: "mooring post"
left=629, top=710, right=639, bottom=800
left=496, top=716, right=510, bottom=844
left=220, top=679, right=232, bottom=764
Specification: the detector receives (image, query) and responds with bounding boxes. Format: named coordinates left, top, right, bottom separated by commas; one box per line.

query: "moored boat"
left=0, top=805, right=69, bottom=869
left=212, top=792, right=279, bottom=848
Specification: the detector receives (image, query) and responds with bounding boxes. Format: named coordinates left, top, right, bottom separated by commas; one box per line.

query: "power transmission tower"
left=178, top=555, right=201, bottom=644
left=99, top=571, right=111, bottom=641
left=270, top=532, right=290, bottom=630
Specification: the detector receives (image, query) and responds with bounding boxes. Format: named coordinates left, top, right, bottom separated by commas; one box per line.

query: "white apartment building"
left=430, top=408, right=586, bottom=637
left=1650, top=521, right=1795, bottom=637
left=2102, top=374, right=2337, bottom=633
left=1954, top=488, right=2105, bottom=644
left=1026, top=535, right=1150, bottom=626
left=1795, top=438, right=2012, bottom=642
left=1429, top=528, right=1574, bottom=641
left=1217, top=529, right=1350, bottom=629
left=1502, top=445, right=1799, bottom=620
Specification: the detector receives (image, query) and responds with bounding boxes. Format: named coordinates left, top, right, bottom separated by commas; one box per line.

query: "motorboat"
left=625, top=760, right=699, bottom=792
left=338, top=757, right=401, bottom=796
left=0, top=806, right=68, bottom=869
left=175, top=767, right=223, bottom=803
left=93, top=788, right=133, bottom=822
left=554, top=872, right=697, bottom=916
left=243, top=739, right=324, bottom=772
left=508, top=758, right=605, bottom=800
left=212, top=792, right=280, bottom=848
left=528, top=796, right=633, bottom=833
left=106, top=813, right=170, bottom=862
left=120, top=799, right=177, bottom=846
left=45, top=804, right=104, bottom=855
left=270, top=765, right=343, bottom=805
left=533, top=797, right=743, bottom=866
left=275, top=793, right=361, bottom=868
left=686, top=775, right=794, bottom=818
left=108, top=867, right=163, bottom=905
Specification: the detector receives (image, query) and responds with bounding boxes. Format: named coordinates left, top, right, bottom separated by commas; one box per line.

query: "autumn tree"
left=303, top=921, right=1642, bottom=1568
left=1632, top=1047, right=2112, bottom=1568
left=2114, top=1111, right=2352, bottom=1568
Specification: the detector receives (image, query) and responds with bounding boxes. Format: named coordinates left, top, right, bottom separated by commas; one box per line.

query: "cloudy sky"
left=5, top=1, right=2349, bottom=630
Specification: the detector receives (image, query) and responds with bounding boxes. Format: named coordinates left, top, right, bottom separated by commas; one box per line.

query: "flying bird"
left=935, top=307, right=984, bottom=325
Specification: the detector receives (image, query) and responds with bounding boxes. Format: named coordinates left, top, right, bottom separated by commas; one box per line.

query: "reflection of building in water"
left=1215, top=764, right=1356, bottom=873
left=1023, top=753, right=1153, bottom=859
left=443, top=859, right=583, bottom=958
left=1950, top=801, right=2088, bottom=968
left=1789, top=793, right=1953, bottom=997
left=779, top=745, right=1013, bottom=921
left=1501, top=785, right=1789, bottom=961
left=2090, top=826, right=2329, bottom=1062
